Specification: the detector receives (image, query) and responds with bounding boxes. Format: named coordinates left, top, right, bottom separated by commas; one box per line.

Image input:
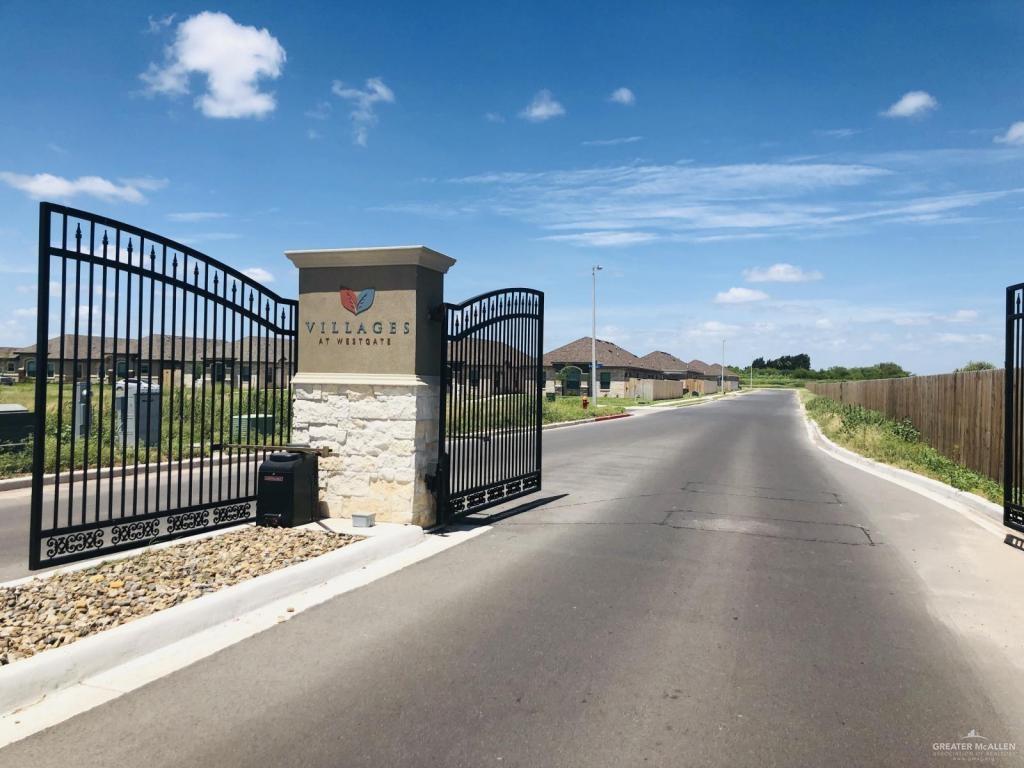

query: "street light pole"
left=592, top=265, right=602, bottom=401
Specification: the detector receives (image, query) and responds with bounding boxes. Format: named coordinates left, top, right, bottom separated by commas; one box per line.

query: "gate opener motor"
left=255, top=446, right=325, bottom=527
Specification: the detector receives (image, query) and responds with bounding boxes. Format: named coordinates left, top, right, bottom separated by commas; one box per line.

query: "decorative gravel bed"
left=0, top=526, right=360, bottom=666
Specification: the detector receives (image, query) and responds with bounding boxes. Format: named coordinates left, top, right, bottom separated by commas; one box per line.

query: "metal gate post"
left=28, top=204, right=52, bottom=569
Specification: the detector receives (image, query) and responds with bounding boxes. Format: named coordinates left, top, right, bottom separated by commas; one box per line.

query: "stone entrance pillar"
left=284, top=246, right=456, bottom=527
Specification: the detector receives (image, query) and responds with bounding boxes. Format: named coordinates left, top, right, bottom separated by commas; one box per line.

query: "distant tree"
left=956, top=360, right=996, bottom=372
left=752, top=356, right=766, bottom=369
left=763, top=353, right=811, bottom=371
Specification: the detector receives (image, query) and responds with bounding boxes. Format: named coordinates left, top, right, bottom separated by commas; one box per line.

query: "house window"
left=469, top=367, right=480, bottom=387
left=600, top=371, right=612, bottom=390
left=26, top=360, right=36, bottom=377
left=241, top=364, right=251, bottom=382
left=5, top=362, right=13, bottom=372
left=564, top=368, right=581, bottom=395
left=46, top=363, right=55, bottom=377
left=213, top=362, right=225, bottom=382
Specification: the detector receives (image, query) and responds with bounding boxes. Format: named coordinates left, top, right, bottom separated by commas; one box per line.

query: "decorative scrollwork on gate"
left=46, top=529, right=105, bottom=559
left=111, top=519, right=160, bottom=545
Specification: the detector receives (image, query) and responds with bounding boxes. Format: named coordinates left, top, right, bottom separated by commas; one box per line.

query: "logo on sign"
left=339, top=287, right=375, bottom=316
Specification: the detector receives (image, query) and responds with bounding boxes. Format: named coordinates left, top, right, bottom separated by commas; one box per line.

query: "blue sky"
left=1, top=1, right=1023, bottom=374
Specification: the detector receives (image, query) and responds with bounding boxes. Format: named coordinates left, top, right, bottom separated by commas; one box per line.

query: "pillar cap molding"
left=293, top=372, right=440, bottom=387
left=285, top=246, right=456, bottom=274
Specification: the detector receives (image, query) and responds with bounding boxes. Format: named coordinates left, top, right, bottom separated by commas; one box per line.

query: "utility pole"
left=591, top=265, right=602, bottom=401
left=750, top=359, right=754, bottom=390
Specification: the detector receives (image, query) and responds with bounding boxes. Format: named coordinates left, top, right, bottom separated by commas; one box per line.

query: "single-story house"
left=543, top=337, right=663, bottom=397
left=8, top=335, right=292, bottom=387
left=446, top=339, right=537, bottom=396
left=637, top=351, right=690, bottom=382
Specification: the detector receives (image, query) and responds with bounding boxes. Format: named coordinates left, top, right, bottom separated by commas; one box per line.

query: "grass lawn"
left=543, top=395, right=625, bottom=423
left=0, top=381, right=52, bottom=411
left=800, top=390, right=1001, bottom=504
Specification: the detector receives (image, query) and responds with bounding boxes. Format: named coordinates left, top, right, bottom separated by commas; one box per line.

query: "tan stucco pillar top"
left=285, top=245, right=456, bottom=273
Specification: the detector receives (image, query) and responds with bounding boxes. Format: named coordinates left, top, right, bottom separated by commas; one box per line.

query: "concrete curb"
left=0, top=523, right=424, bottom=715
left=542, top=414, right=631, bottom=430
left=797, top=394, right=1005, bottom=530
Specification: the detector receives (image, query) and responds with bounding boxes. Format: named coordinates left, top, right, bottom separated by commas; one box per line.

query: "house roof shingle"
left=543, top=337, right=658, bottom=371
left=637, top=350, right=689, bottom=373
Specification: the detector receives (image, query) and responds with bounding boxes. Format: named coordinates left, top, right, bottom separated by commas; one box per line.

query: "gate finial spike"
left=193, top=264, right=199, bottom=283
left=172, top=253, right=178, bottom=273
left=150, top=245, right=156, bottom=266
left=126, top=239, right=133, bottom=261
left=75, top=224, right=82, bottom=250
left=231, top=280, right=237, bottom=298
left=101, top=231, right=109, bottom=248
left=248, top=290, right=254, bottom=308
left=213, top=272, right=219, bottom=290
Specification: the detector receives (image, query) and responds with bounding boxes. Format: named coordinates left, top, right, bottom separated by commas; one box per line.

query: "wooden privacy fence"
left=806, top=369, right=1004, bottom=482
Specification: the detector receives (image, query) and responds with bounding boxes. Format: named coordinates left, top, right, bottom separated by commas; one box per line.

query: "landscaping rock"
left=0, top=526, right=359, bottom=666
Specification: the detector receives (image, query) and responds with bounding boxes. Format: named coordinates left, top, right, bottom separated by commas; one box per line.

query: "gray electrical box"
left=231, top=413, right=275, bottom=443
left=74, top=382, right=91, bottom=439
left=114, top=381, right=162, bottom=447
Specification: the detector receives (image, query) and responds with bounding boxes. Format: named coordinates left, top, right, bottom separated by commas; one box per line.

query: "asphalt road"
left=3, top=390, right=1024, bottom=767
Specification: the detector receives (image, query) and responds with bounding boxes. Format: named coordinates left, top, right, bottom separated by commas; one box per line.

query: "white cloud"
left=146, top=14, right=175, bottom=33
left=307, top=128, right=322, bottom=140
left=686, top=320, right=741, bottom=339
left=714, top=287, right=769, bottom=304
left=141, top=12, right=286, bottom=119
left=332, top=78, right=395, bottom=146
left=945, top=309, right=978, bottom=323
left=484, top=112, right=505, bottom=123
left=995, top=122, right=1024, bottom=146
left=540, top=231, right=657, bottom=247
left=120, top=176, right=168, bottom=191
left=519, top=90, right=565, bottom=122
left=582, top=136, right=644, bottom=147
left=936, top=332, right=992, bottom=344
left=440, top=159, right=1024, bottom=246
left=815, top=128, right=861, bottom=138
left=305, top=101, right=331, bottom=120
left=241, top=266, right=274, bottom=283
left=743, top=263, right=823, bottom=283
left=882, top=90, right=938, bottom=119
left=608, top=87, right=635, bottom=106
left=167, top=211, right=226, bottom=222
left=0, top=172, right=159, bottom=203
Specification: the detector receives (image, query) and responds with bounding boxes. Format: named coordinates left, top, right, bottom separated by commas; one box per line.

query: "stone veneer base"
left=292, top=376, right=439, bottom=527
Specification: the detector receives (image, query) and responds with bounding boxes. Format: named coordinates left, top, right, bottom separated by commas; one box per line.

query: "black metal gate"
left=1005, top=282, right=1024, bottom=534
left=29, top=203, right=297, bottom=568
left=435, top=288, right=544, bottom=524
